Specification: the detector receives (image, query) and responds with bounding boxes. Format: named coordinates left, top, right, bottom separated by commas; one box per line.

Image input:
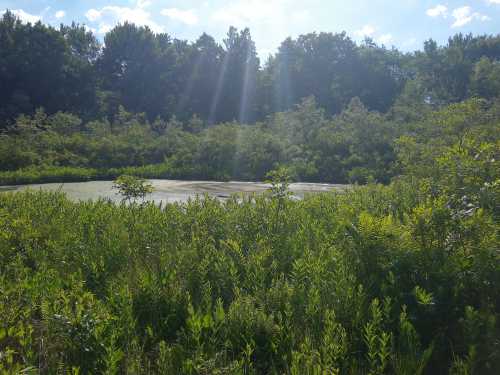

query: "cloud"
left=487, top=0, right=500, bottom=4
left=55, top=10, right=65, bottom=19
left=84, top=0, right=164, bottom=33
left=212, top=0, right=307, bottom=27
left=210, top=0, right=312, bottom=58
left=98, top=24, right=114, bottom=34
left=212, top=0, right=272, bottom=25
left=2, top=9, right=40, bottom=23
left=354, top=25, right=394, bottom=46
left=377, top=33, right=393, bottom=45
left=161, top=8, right=198, bottom=25
left=354, top=24, right=376, bottom=38
left=83, top=24, right=97, bottom=34
left=425, top=4, right=491, bottom=28
left=426, top=5, right=447, bottom=17
left=451, top=6, right=490, bottom=28
left=85, top=9, right=101, bottom=22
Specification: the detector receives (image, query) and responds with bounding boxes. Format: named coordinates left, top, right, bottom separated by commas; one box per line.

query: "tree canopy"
left=2, top=10, right=500, bottom=127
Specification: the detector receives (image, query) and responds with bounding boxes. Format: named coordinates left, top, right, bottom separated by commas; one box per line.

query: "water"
left=0, top=180, right=348, bottom=204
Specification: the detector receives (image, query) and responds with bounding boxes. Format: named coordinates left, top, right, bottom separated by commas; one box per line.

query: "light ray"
left=239, top=41, right=253, bottom=124
left=175, top=49, right=204, bottom=117
left=209, top=50, right=230, bottom=124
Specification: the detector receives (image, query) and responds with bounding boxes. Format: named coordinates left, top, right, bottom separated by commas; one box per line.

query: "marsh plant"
left=1, top=142, right=498, bottom=373
left=113, top=175, right=154, bottom=204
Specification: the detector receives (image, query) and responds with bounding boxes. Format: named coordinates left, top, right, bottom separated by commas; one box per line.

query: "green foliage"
left=1, top=70, right=499, bottom=187
left=0, top=98, right=400, bottom=185
left=0, top=153, right=498, bottom=373
left=266, top=166, right=293, bottom=200
left=2, top=10, right=500, bottom=126
left=112, top=175, right=154, bottom=204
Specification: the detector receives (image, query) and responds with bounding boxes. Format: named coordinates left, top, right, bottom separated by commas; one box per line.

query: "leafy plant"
left=112, top=175, right=154, bottom=204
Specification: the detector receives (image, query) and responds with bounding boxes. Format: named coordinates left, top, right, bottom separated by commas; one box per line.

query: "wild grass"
left=1, top=179, right=498, bottom=374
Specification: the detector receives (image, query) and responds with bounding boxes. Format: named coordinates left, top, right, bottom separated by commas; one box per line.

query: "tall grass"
left=0, top=180, right=498, bottom=374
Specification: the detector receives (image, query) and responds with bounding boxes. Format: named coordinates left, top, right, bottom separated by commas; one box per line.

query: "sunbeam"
left=175, top=48, right=204, bottom=117
left=275, top=47, right=293, bottom=113
left=209, top=49, right=230, bottom=124
left=238, top=41, right=253, bottom=124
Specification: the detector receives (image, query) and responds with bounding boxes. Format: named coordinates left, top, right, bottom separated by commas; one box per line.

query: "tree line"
left=2, top=10, right=500, bottom=127
left=0, top=96, right=498, bottom=186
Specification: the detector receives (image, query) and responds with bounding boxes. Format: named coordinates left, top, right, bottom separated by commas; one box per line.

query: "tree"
left=267, top=32, right=404, bottom=116
left=469, top=57, right=500, bottom=99
left=0, top=11, right=68, bottom=122
left=215, top=27, right=260, bottom=123
left=174, top=33, right=224, bottom=122
left=98, top=23, right=174, bottom=119
left=113, top=175, right=154, bottom=204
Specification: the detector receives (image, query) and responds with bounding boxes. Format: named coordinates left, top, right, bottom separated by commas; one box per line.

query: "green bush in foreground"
left=0, top=177, right=498, bottom=374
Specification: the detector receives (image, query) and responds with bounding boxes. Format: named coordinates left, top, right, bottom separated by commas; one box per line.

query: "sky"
left=1, top=0, right=500, bottom=59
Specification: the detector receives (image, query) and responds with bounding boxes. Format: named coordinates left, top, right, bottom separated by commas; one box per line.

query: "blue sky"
left=2, top=1, right=500, bottom=59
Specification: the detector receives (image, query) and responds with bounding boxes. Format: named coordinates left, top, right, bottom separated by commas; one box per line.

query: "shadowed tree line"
left=1, top=10, right=500, bottom=127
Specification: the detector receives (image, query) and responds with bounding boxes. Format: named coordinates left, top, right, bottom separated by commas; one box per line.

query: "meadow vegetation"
left=1, top=98, right=499, bottom=374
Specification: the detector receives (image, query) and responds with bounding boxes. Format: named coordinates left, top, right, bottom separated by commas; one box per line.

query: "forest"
left=1, top=10, right=500, bottom=184
left=0, top=9, right=500, bottom=375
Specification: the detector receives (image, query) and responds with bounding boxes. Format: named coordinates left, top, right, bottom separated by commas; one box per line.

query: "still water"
left=0, top=180, right=348, bottom=204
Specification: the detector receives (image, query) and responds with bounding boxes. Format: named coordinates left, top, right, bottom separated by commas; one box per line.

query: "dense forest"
left=1, top=9, right=500, bottom=125
left=1, top=10, right=500, bottom=184
left=1, top=10, right=500, bottom=375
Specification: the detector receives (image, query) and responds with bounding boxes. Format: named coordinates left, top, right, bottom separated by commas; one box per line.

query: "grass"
left=0, top=180, right=498, bottom=374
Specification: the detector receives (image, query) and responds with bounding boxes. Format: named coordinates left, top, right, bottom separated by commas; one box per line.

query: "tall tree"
left=98, top=23, right=176, bottom=119
left=214, top=27, right=260, bottom=123
left=267, top=32, right=403, bottom=115
left=0, top=12, right=68, bottom=122
left=58, top=23, right=101, bottom=119
left=186, top=33, right=224, bottom=121
left=0, top=12, right=100, bottom=125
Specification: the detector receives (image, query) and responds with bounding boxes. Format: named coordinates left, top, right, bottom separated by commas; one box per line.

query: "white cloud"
left=212, top=0, right=302, bottom=27
left=2, top=9, right=40, bottom=23
left=84, top=1, right=163, bottom=33
left=83, top=24, right=97, bottom=34
left=425, top=4, right=491, bottom=28
left=98, top=23, right=113, bottom=34
left=212, top=1, right=265, bottom=26
left=355, top=24, right=376, bottom=38
left=85, top=9, right=101, bottom=22
left=55, top=10, right=65, bottom=19
left=452, top=6, right=473, bottom=27
left=487, top=0, right=500, bottom=4
left=354, top=25, right=394, bottom=46
left=210, top=0, right=312, bottom=58
left=378, top=33, right=393, bottom=45
left=161, top=8, right=198, bottom=25
left=451, top=6, right=490, bottom=28
left=426, top=5, right=447, bottom=18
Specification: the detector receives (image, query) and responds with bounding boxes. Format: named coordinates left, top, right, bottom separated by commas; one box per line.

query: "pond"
left=0, top=180, right=348, bottom=204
